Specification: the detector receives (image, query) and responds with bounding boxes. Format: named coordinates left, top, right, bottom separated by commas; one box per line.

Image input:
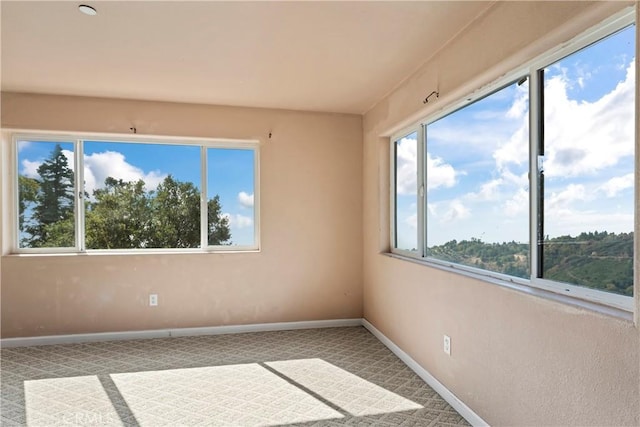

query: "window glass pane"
left=17, top=141, right=76, bottom=248
left=207, top=148, right=255, bottom=246
left=84, top=141, right=201, bottom=249
left=541, top=25, right=635, bottom=297
left=394, top=131, right=418, bottom=252
left=426, top=81, right=530, bottom=279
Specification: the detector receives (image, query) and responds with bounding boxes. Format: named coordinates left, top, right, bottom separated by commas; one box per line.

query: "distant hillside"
left=428, top=231, right=633, bottom=297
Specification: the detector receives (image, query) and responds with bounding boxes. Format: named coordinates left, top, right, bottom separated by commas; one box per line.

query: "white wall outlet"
left=149, top=294, right=158, bottom=307
left=443, top=335, right=451, bottom=356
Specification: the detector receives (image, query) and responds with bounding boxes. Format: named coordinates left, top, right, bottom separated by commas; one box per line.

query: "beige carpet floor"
left=0, top=326, right=470, bottom=426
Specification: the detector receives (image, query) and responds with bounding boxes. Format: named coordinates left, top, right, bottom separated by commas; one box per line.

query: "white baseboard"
left=362, top=319, right=489, bottom=427
left=168, top=318, right=362, bottom=337
left=0, top=318, right=362, bottom=348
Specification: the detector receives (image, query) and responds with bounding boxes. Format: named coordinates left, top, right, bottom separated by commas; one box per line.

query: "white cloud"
left=425, top=56, right=634, bottom=244
left=464, top=167, right=528, bottom=208
left=598, top=173, right=634, bottom=198
left=502, top=169, right=528, bottom=187
left=490, top=58, right=635, bottom=233
left=222, top=213, right=253, bottom=229
left=83, top=151, right=166, bottom=195
left=17, top=141, right=31, bottom=152
left=543, top=59, right=635, bottom=177
left=568, top=62, right=597, bottom=91
left=442, top=199, right=470, bottom=223
left=395, top=136, right=418, bottom=195
left=427, top=203, right=437, bottom=218
left=470, top=178, right=502, bottom=201
left=20, top=149, right=75, bottom=178
left=238, top=191, right=254, bottom=208
left=548, top=183, right=588, bottom=210
left=493, top=120, right=528, bottom=170
left=21, top=159, right=41, bottom=178
left=426, top=152, right=457, bottom=191
left=616, top=54, right=630, bottom=71
left=395, top=136, right=458, bottom=195
left=506, top=82, right=529, bottom=119
left=493, top=60, right=634, bottom=177
left=503, top=188, right=529, bottom=217
left=20, top=149, right=166, bottom=198
left=405, top=213, right=417, bottom=230
left=62, top=149, right=74, bottom=170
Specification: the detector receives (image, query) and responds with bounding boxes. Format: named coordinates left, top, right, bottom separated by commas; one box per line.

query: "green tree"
left=85, top=178, right=151, bottom=249
left=18, top=175, right=40, bottom=232
left=148, top=175, right=201, bottom=248
left=429, top=231, right=633, bottom=296
left=208, top=195, right=231, bottom=245
left=25, top=144, right=75, bottom=247
left=40, top=216, right=75, bottom=248
left=148, top=176, right=231, bottom=247
left=85, top=175, right=231, bottom=249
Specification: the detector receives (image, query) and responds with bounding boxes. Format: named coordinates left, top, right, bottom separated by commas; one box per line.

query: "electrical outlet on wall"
left=149, top=294, right=158, bottom=307
left=443, top=335, right=451, bottom=356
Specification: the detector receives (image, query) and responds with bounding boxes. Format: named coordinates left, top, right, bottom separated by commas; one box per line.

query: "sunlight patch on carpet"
left=24, top=375, right=123, bottom=426
left=110, top=363, right=343, bottom=426
left=267, top=358, right=423, bottom=416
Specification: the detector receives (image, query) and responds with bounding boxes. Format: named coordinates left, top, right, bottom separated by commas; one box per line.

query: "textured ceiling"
left=1, top=1, right=494, bottom=114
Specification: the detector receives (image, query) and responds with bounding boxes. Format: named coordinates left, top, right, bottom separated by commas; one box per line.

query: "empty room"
left=1, top=1, right=639, bottom=426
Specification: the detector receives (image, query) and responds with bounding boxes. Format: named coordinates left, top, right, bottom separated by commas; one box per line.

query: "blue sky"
left=395, top=24, right=635, bottom=251
left=19, top=141, right=256, bottom=246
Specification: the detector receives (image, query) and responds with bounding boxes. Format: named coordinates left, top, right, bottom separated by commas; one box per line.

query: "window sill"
left=383, top=252, right=634, bottom=322
left=4, top=249, right=261, bottom=257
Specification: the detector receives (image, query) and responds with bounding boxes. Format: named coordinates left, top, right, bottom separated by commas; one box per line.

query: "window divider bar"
left=76, top=140, right=85, bottom=252
left=391, top=141, right=398, bottom=250
left=200, top=146, right=208, bottom=249
left=535, top=69, right=545, bottom=279
left=418, top=125, right=426, bottom=258
left=537, top=69, right=545, bottom=157
left=253, top=148, right=260, bottom=249
left=529, top=70, right=541, bottom=280
left=11, top=138, right=20, bottom=252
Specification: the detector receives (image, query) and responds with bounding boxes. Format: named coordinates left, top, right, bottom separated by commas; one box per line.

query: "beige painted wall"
left=0, top=93, right=363, bottom=337
left=363, top=1, right=640, bottom=426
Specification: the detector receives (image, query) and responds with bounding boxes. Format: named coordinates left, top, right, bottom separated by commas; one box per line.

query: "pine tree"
left=25, top=144, right=75, bottom=247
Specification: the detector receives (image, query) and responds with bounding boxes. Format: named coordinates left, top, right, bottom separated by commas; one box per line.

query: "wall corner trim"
left=362, top=318, right=490, bottom=427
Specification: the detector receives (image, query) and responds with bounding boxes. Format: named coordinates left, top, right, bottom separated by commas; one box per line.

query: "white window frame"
left=11, top=131, right=260, bottom=254
left=527, top=10, right=635, bottom=311
left=12, top=136, right=80, bottom=254
left=390, top=6, right=636, bottom=312
left=390, top=125, right=424, bottom=258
